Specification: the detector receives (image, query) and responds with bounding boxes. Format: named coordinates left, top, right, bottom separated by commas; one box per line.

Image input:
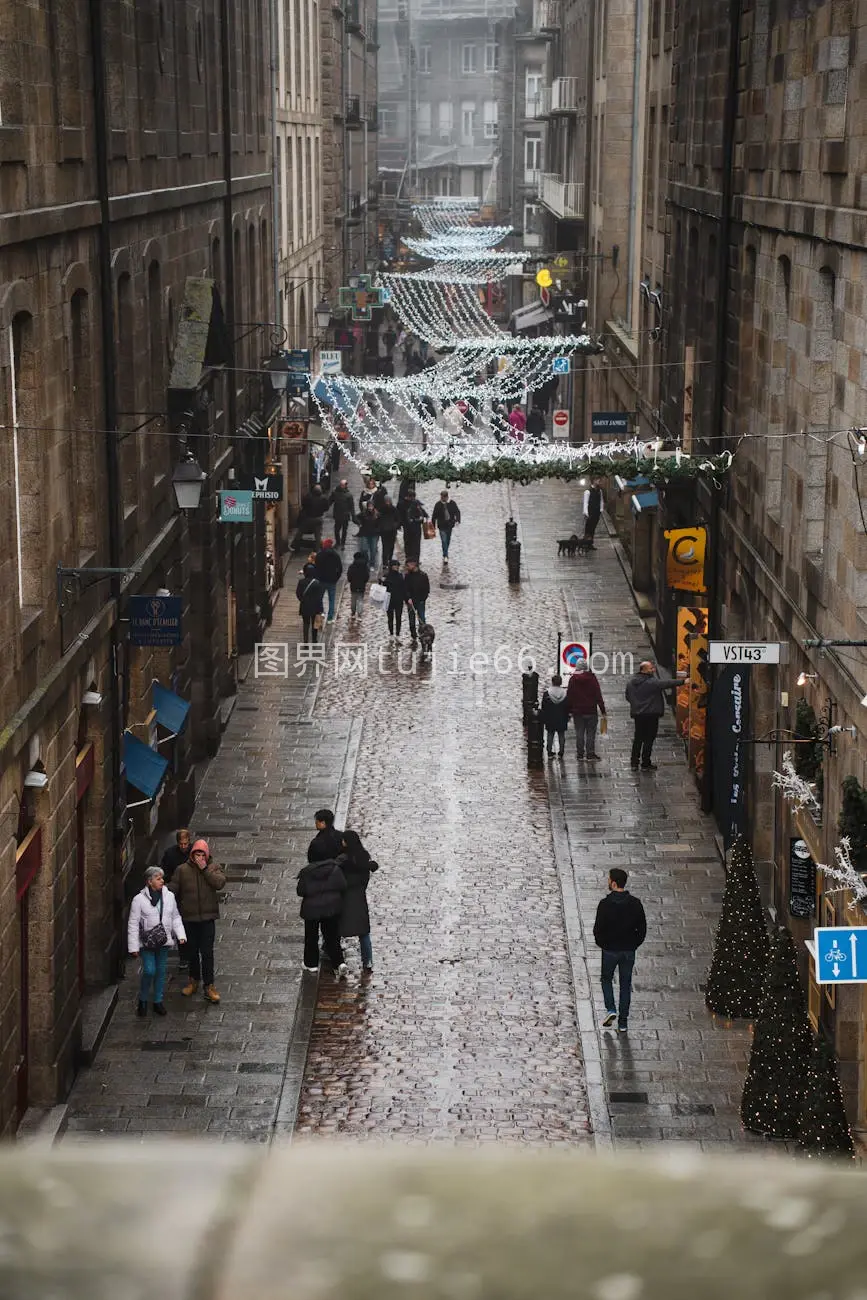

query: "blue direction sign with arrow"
left=552, top=356, right=570, bottom=376
left=814, top=926, right=867, bottom=984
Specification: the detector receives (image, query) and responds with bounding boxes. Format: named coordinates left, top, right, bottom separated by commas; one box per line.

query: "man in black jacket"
left=330, top=479, right=354, bottom=549
left=314, top=539, right=343, bottom=623
left=431, top=491, right=461, bottom=564
left=593, top=867, right=647, bottom=1032
left=404, top=559, right=430, bottom=642
left=307, top=809, right=344, bottom=862
left=292, top=484, right=329, bottom=551
left=296, top=851, right=347, bottom=976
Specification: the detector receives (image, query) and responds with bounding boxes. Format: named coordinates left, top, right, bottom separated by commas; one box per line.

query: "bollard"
left=505, top=518, right=518, bottom=550
left=507, top=539, right=521, bottom=584
left=527, top=705, right=545, bottom=768
left=521, top=670, right=540, bottom=725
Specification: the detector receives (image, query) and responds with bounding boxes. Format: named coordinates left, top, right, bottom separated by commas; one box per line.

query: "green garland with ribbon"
left=367, top=453, right=733, bottom=487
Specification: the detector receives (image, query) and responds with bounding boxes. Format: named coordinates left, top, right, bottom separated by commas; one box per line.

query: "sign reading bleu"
left=591, top=411, right=630, bottom=437
left=237, top=473, right=284, bottom=502
left=789, top=838, right=817, bottom=919
left=219, top=490, right=254, bottom=523
left=128, top=595, right=183, bottom=647
left=709, top=665, right=750, bottom=849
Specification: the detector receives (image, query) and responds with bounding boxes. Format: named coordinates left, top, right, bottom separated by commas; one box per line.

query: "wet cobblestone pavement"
left=296, top=477, right=592, bottom=1142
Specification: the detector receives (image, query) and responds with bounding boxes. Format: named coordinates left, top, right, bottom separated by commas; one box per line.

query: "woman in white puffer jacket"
left=128, top=864, right=186, bottom=1018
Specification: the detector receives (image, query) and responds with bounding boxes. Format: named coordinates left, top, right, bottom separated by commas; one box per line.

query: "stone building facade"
left=0, top=0, right=274, bottom=1133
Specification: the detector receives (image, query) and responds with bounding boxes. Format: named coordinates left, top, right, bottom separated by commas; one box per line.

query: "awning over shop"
left=631, top=490, right=659, bottom=515
left=123, top=733, right=169, bottom=801
left=152, top=683, right=191, bottom=736
left=509, top=302, right=554, bottom=334
left=311, top=378, right=361, bottom=417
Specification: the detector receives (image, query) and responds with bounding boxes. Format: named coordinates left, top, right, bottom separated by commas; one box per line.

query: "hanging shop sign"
left=709, top=664, right=750, bottom=849
left=319, top=350, right=343, bottom=375
left=128, top=595, right=183, bottom=648
left=789, top=837, right=817, bottom=919
left=664, top=526, right=708, bottom=593
left=219, top=490, right=254, bottom=523
left=688, top=629, right=710, bottom=782
left=237, top=473, right=284, bottom=502
left=591, top=411, right=630, bottom=437
left=675, top=607, right=708, bottom=743
left=708, top=641, right=785, bottom=665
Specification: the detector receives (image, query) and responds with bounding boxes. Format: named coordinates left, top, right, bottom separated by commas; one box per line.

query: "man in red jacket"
left=566, top=661, right=607, bottom=761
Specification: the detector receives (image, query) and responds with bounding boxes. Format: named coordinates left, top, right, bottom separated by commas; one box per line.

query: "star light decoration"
left=772, top=754, right=867, bottom=909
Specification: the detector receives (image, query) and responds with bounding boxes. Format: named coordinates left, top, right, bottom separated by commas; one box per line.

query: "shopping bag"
left=422, top=521, right=436, bottom=540
left=600, top=715, right=609, bottom=736
left=369, top=582, right=389, bottom=608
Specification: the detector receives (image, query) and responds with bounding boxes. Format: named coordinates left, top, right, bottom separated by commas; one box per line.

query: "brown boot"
left=182, top=979, right=199, bottom=997
left=204, top=984, right=220, bottom=1003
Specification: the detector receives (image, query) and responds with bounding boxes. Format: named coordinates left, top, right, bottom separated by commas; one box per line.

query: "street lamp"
left=172, top=449, right=207, bottom=510
left=314, top=297, right=332, bottom=331
left=264, top=350, right=292, bottom=393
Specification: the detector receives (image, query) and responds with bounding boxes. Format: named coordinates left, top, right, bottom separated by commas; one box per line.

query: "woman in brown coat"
left=168, top=838, right=226, bottom=1003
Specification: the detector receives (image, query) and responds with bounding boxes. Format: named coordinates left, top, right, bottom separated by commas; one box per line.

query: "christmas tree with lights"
left=798, top=1036, right=855, bottom=1159
left=705, top=834, right=769, bottom=1019
left=741, top=927, right=812, bottom=1139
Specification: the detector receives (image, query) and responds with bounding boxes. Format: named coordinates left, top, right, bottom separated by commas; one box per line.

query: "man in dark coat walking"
left=431, top=490, right=460, bottom=564
left=297, top=852, right=347, bottom=976
left=314, top=538, right=342, bottom=623
left=566, top=661, right=607, bottom=761
left=625, top=660, right=685, bottom=770
left=295, top=564, right=324, bottom=644
left=404, top=558, right=430, bottom=641
left=292, top=483, right=329, bottom=551
left=583, top=478, right=603, bottom=547
left=377, top=497, right=400, bottom=572
left=307, top=808, right=343, bottom=862
left=330, top=478, right=354, bottom=548
left=401, top=491, right=428, bottom=564
left=526, top=405, right=546, bottom=441
left=593, top=867, right=647, bottom=1031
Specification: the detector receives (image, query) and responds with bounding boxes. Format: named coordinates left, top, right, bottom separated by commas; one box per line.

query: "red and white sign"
left=560, top=641, right=591, bottom=676
left=540, top=286, right=551, bottom=306
left=552, top=409, right=570, bottom=439
left=457, top=399, right=469, bottom=414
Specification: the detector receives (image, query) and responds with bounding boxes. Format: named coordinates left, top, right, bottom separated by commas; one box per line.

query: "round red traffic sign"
left=553, top=410, right=569, bottom=427
left=457, top=400, right=469, bottom=414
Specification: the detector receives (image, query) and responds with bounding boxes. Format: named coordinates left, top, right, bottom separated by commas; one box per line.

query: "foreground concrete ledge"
left=1, top=1143, right=866, bottom=1299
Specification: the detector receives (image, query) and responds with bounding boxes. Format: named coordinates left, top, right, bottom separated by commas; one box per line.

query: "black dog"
left=557, top=534, right=580, bottom=556
left=418, top=621, right=435, bottom=661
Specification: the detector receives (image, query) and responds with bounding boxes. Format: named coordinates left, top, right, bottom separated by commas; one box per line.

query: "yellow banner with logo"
left=664, top=527, right=707, bottom=592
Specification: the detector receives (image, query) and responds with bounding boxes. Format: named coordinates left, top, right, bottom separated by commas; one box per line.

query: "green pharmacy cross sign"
left=338, top=275, right=388, bottom=321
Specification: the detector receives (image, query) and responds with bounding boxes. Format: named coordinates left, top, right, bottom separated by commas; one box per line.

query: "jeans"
left=350, top=591, right=364, bottom=616
left=334, top=517, right=349, bottom=547
left=631, top=715, right=660, bottom=766
left=301, top=616, right=319, bottom=644
left=407, top=600, right=426, bottom=638
left=387, top=602, right=403, bottom=636
left=361, top=535, right=378, bottom=569
left=380, top=532, right=397, bottom=569
left=439, top=527, right=452, bottom=557
left=304, top=916, right=344, bottom=969
left=601, top=949, right=636, bottom=1025
left=185, top=919, right=216, bottom=985
left=574, top=713, right=599, bottom=758
left=546, top=727, right=567, bottom=754
left=139, top=947, right=170, bottom=1004
left=359, top=933, right=373, bottom=968
left=323, top=582, right=337, bottom=621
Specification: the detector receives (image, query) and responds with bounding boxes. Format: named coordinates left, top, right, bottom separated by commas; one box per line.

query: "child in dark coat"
left=540, top=673, right=570, bottom=756
left=346, top=551, right=370, bottom=618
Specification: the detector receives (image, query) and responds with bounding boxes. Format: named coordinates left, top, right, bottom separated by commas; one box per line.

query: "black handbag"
left=141, top=893, right=168, bottom=950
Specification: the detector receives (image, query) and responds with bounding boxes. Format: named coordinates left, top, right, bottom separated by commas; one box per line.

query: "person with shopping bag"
left=296, top=563, right=325, bottom=644
left=128, top=865, right=186, bottom=1018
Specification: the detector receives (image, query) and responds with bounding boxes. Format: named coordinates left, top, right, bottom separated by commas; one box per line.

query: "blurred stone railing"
left=0, top=1143, right=865, bottom=1299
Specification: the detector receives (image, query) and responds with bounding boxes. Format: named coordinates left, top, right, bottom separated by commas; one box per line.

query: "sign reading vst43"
left=708, top=642, right=784, bottom=665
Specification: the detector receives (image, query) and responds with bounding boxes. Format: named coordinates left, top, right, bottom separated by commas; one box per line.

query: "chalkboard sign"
left=789, top=837, right=817, bottom=919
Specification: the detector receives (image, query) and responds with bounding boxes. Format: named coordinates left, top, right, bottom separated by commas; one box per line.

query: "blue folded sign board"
left=152, top=683, right=191, bottom=735
left=123, top=732, right=169, bottom=801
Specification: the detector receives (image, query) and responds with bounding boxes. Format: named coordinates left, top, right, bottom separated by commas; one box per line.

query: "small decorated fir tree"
left=798, top=1036, right=855, bottom=1159
left=741, top=928, right=812, bottom=1139
left=705, top=834, right=769, bottom=1019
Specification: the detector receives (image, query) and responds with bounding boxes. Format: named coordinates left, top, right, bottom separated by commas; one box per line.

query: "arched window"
left=10, top=312, right=41, bottom=608
left=247, top=224, right=258, bottom=332
left=740, top=246, right=757, bottom=423
left=766, top=255, right=791, bottom=513
left=70, top=290, right=97, bottom=555
left=297, top=287, right=308, bottom=349
left=117, top=272, right=138, bottom=515
left=805, top=267, right=836, bottom=555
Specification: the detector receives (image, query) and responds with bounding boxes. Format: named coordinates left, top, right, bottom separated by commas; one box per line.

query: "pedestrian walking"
left=583, top=478, right=603, bottom=546
left=308, top=808, right=344, bottom=862
left=357, top=503, right=380, bottom=571
left=346, top=550, right=370, bottom=618
left=377, top=497, right=400, bottom=572
left=404, top=558, right=430, bottom=641
left=169, top=839, right=226, bottom=1004
left=401, top=491, right=428, bottom=564
left=397, top=476, right=416, bottom=513
left=371, top=481, right=389, bottom=511
left=357, top=476, right=375, bottom=522
left=296, top=563, right=325, bottom=644
left=337, top=830, right=379, bottom=974
left=314, top=538, right=342, bottom=624
left=540, top=674, right=569, bottom=756
left=128, top=865, right=186, bottom=1017
left=384, top=558, right=406, bottom=638
left=625, top=660, right=684, bottom=770
left=593, top=867, right=647, bottom=1032
left=526, top=404, right=546, bottom=442
left=507, top=405, right=527, bottom=441
left=566, top=661, right=607, bottom=760
left=328, top=438, right=342, bottom=476
left=330, top=478, right=354, bottom=548
left=297, top=851, right=347, bottom=977
left=431, top=490, right=460, bottom=563
left=292, top=483, right=329, bottom=551
left=159, top=828, right=190, bottom=884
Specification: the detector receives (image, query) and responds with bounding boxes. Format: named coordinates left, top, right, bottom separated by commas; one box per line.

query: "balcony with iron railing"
left=367, top=101, right=378, bottom=129
left=532, top=0, right=561, bottom=32
left=539, top=173, right=583, bottom=220
left=368, top=182, right=380, bottom=206
left=550, top=76, right=580, bottom=115
left=345, top=0, right=364, bottom=32
left=345, top=95, right=362, bottom=128
left=347, top=192, right=362, bottom=221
